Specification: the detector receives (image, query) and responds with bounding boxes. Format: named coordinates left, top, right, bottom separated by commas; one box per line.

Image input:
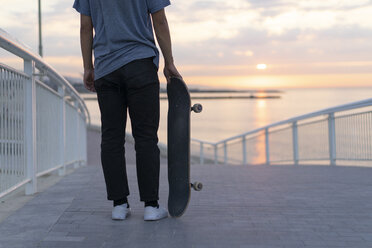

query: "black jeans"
left=94, top=57, right=160, bottom=202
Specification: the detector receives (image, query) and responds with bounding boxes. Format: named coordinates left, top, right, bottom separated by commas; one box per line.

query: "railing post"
left=83, top=120, right=87, bottom=166
left=242, top=136, right=247, bottom=165
left=24, top=59, right=37, bottom=195
left=73, top=101, right=80, bottom=169
left=224, top=141, right=227, bottom=164
left=292, top=121, right=299, bottom=165
left=200, top=142, right=204, bottom=165
left=214, top=144, right=218, bottom=165
left=328, top=113, right=336, bottom=166
left=58, top=86, right=66, bottom=176
left=265, top=128, right=270, bottom=165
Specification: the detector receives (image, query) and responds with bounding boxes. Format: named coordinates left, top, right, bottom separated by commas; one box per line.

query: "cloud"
left=297, top=0, right=371, bottom=10
left=1, top=0, right=372, bottom=84
left=166, top=0, right=372, bottom=77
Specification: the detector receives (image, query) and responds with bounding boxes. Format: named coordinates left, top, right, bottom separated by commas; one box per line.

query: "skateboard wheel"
left=191, top=104, right=203, bottom=113
left=192, top=182, right=203, bottom=191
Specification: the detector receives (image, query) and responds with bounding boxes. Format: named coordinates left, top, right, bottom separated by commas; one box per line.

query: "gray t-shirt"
left=73, top=0, right=171, bottom=80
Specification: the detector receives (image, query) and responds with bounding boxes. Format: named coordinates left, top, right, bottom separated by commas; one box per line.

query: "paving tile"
left=1, top=130, right=372, bottom=247
left=43, top=236, right=85, bottom=242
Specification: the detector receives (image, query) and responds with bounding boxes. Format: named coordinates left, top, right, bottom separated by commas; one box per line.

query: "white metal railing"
left=191, top=98, right=372, bottom=166
left=0, top=29, right=90, bottom=198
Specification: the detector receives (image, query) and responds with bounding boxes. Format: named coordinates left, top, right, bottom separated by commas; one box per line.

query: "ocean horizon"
left=83, top=86, right=372, bottom=145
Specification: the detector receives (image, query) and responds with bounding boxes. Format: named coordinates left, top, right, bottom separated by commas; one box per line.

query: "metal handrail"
left=194, top=97, right=372, bottom=146
left=0, top=62, right=29, bottom=77
left=191, top=138, right=215, bottom=146
left=191, top=97, right=372, bottom=165
left=0, top=29, right=90, bottom=124
left=0, top=29, right=89, bottom=198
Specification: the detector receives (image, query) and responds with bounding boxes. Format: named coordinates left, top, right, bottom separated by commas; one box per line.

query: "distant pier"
left=83, top=94, right=281, bottom=101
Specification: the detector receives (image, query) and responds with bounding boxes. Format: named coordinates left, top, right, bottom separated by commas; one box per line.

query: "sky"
left=1, top=0, right=372, bottom=89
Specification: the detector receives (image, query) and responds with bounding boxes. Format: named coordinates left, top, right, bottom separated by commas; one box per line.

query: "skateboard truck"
left=191, top=182, right=203, bottom=191
left=191, top=104, right=203, bottom=192
left=191, top=103, right=203, bottom=113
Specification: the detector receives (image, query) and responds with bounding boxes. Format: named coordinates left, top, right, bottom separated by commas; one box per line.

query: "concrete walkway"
left=1, top=128, right=372, bottom=247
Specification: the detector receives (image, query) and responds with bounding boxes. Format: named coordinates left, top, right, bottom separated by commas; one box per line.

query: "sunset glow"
left=1, top=0, right=372, bottom=89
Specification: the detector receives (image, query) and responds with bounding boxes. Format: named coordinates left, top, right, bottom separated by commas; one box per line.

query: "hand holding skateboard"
left=164, top=63, right=182, bottom=84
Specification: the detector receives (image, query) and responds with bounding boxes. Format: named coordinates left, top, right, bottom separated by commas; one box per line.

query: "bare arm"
left=80, top=14, right=95, bottom=92
left=151, top=9, right=181, bottom=83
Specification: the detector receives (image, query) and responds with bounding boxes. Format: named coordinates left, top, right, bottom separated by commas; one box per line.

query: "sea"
left=83, top=87, right=372, bottom=145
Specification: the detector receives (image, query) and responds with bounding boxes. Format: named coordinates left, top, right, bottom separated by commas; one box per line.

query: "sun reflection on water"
left=252, top=99, right=268, bottom=164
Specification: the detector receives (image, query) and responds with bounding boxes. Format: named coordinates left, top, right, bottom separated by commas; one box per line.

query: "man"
left=73, top=0, right=181, bottom=221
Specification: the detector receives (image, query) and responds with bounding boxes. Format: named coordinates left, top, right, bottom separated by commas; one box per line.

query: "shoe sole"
left=144, top=214, right=168, bottom=221
left=112, top=211, right=131, bottom=220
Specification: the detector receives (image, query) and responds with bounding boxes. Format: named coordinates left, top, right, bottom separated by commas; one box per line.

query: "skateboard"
left=167, top=77, right=203, bottom=217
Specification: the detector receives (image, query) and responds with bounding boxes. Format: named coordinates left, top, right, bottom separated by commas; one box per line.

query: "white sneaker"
left=144, top=206, right=168, bottom=221
left=112, top=203, right=131, bottom=220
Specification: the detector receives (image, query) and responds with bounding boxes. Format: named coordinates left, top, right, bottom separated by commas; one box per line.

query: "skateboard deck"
left=167, top=77, right=202, bottom=217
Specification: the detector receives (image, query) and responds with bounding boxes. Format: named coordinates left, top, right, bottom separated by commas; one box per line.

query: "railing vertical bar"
left=7, top=70, right=11, bottom=182
left=24, top=59, right=37, bottom=195
left=20, top=74, right=24, bottom=177
left=83, top=119, right=87, bottom=166
left=1, top=69, right=2, bottom=190
left=8, top=70, right=12, bottom=180
left=200, top=142, right=204, bottom=165
left=364, top=113, right=367, bottom=160
left=74, top=101, right=80, bottom=168
left=342, top=115, right=345, bottom=159
left=80, top=114, right=83, bottom=163
left=20, top=75, right=24, bottom=178
left=368, top=113, right=371, bottom=160
left=0, top=68, right=3, bottom=191
left=11, top=72, right=14, bottom=182
left=367, top=113, right=372, bottom=159
left=365, top=113, right=368, bottom=160
left=242, top=136, right=247, bottom=165
left=328, top=113, right=336, bottom=166
left=5, top=70, right=9, bottom=188
left=12, top=72, right=15, bottom=177
left=360, top=113, right=363, bottom=160
left=265, top=128, right=270, bottom=165
left=81, top=115, right=83, bottom=163
left=224, top=141, right=227, bottom=164
left=364, top=113, right=366, bottom=160
left=16, top=73, right=19, bottom=177
left=214, top=144, right=218, bottom=165
left=292, top=121, right=299, bottom=165
left=77, top=114, right=80, bottom=163
left=58, top=86, right=66, bottom=176
left=15, top=74, right=18, bottom=177
left=9, top=70, right=12, bottom=181
left=4, top=70, right=8, bottom=190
